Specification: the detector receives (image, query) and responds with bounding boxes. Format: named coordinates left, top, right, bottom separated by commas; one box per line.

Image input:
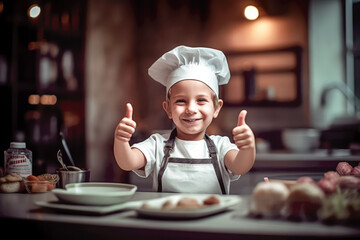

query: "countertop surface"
left=253, top=149, right=360, bottom=170
left=257, top=149, right=359, bottom=160
left=1, top=191, right=359, bottom=239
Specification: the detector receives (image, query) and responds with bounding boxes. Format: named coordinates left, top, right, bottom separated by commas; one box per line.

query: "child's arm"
left=225, top=110, right=256, bottom=175
left=113, top=103, right=146, bottom=171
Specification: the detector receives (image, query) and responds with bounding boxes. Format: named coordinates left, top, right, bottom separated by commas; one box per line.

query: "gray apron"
left=157, top=129, right=226, bottom=194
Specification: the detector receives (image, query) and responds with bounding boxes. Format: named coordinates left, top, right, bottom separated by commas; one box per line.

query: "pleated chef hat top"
left=148, top=45, right=230, bottom=98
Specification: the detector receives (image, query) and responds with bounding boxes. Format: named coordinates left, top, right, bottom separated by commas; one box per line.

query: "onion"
left=251, top=182, right=289, bottom=217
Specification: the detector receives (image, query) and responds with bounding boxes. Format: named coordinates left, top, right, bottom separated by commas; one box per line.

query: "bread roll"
left=0, top=181, right=24, bottom=193
left=0, top=173, right=25, bottom=193
left=176, top=198, right=201, bottom=209
left=0, top=173, right=22, bottom=182
left=203, top=195, right=220, bottom=205
left=162, top=200, right=176, bottom=210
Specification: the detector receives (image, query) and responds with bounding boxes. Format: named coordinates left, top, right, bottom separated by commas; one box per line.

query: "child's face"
left=162, top=80, right=223, bottom=140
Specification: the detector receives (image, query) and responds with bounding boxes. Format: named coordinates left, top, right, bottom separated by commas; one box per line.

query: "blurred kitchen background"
left=0, top=0, right=359, bottom=192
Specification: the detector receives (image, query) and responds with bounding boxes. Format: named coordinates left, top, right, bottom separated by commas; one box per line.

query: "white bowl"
left=282, top=128, right=320, bottom=153
left=52, top=182, right=137, bottom=205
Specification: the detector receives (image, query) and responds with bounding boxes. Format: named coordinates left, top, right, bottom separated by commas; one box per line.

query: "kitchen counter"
left=253, top=149, right=360, bottom=171
left=129, top=149, right=360, bottom=194
left=1, top=191, right=359, bottom=239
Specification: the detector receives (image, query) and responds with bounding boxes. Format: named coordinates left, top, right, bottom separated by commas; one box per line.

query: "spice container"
left=4, top=142, right=32, bottom=177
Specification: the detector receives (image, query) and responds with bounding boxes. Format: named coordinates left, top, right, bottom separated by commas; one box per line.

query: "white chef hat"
left=148, top=45, right=230, bottom=98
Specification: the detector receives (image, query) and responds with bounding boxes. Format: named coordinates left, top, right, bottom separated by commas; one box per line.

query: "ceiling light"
left=28, top=4, right=41, bottom=19
left=244, top=5, right=259, bottom=20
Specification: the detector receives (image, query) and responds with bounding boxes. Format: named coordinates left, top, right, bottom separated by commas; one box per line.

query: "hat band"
left=166, top=65, right=219, bottom=97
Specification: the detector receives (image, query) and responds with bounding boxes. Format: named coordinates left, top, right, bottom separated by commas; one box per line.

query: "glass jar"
left=4, top=142, right=32, bottom=177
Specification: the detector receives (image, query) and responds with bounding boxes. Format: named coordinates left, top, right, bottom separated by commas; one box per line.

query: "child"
left=114, top=45, right=255, bottom=194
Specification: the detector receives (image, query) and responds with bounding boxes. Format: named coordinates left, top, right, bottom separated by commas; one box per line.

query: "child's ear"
left=162, top=101, right=172, bottom=119
left=213, top=99, right=223, bottom=119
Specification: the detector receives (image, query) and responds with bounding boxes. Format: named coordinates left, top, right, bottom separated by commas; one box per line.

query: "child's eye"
left=198, top=98, right=208, bottom=102
left=175, top=99, right=185, bottom=103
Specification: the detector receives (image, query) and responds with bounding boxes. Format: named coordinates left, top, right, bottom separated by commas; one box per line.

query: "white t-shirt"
left=131, top=132, right=240, bottom=194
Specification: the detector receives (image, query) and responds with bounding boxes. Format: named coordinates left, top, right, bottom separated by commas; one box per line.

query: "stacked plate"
left=36, top=182, right=140, bottom=214
left=51, top=182, right=137, bottom=205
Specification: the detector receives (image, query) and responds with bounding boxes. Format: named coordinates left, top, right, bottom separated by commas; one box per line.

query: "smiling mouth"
left=183, top=118, right=201, bottom=123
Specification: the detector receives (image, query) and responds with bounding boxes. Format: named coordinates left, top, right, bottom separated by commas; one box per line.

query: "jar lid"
left=10, top=142, right=26, bottom=148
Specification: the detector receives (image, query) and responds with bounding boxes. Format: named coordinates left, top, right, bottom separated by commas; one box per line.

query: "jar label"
left=5, top=154, right=32, bottom=177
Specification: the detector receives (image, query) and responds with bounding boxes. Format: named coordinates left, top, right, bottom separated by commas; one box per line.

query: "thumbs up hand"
left=232, top=110, right=255, bottom=150
left=115, top=103, right=137, bottom=142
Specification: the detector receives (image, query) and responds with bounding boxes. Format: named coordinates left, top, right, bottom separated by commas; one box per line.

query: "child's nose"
left=186, top=102, right=198, bottom=114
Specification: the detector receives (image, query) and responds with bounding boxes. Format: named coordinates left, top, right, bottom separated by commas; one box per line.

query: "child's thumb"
left=237, top=110, right=247, bottom=126
left=125, top=103, right=133, bottom=120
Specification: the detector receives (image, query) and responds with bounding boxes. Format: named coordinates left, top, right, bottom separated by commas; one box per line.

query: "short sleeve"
left=131, top=134, right=164, bottom=178
left=210, top=135, right=240, bottom=181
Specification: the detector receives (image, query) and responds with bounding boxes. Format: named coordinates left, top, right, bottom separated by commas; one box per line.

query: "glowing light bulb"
left=48, top=95, right=57, bottom=105
left=28, top=94, right=40, bottom=105
left=28, top=4, right=41, bottom=19
left=244, top=5, right=259, bottom=20
left=40, top=94, right=57, bottom=105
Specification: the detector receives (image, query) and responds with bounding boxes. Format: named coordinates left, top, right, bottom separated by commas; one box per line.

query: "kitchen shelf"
left=222, top=46, right=302, bottom=107
left=0, top=0, right=87, bottom=173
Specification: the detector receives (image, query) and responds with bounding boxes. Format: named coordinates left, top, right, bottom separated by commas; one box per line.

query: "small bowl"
left=23, top=175, right=59, bottom=193
left=56, top=169, right=90, bottom=188
left=282, top=128, right=320, bottom=153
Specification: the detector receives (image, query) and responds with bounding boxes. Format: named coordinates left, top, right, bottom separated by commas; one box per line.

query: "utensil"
left=65, top=166, right=82, bottom=171
left=57, top=150, right=68, bottom=171
left=59, top=132, right=75, bottom=166
left=56, top=168, right=90, bottom=188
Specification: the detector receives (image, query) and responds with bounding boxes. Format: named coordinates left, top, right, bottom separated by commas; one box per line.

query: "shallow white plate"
left=136, top=194, right=242, bottom=219
left=35, top=200, right=142, bottom=215
left=37, top=193, right=241, bottom=217
left=52, top=182, right=137, bottom=206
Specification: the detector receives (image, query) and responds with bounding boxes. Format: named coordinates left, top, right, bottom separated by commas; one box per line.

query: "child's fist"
left=115, top=103, right=136, bottom=142
left=232, top=110, right=255, bottom=150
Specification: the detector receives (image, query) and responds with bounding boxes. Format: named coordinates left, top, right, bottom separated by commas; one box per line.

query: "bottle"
left=4, top=142, right=32, bottom=177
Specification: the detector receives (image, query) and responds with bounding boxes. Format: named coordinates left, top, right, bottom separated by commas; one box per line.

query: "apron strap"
left=205, top=134, right=227, bottom=195
left=157, top=129, right=177, bottom=192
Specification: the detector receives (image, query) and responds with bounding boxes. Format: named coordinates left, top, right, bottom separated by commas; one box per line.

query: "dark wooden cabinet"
left=0, top=0, right=87, bottom=174
left=222, top=46, right=303, bottom=107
